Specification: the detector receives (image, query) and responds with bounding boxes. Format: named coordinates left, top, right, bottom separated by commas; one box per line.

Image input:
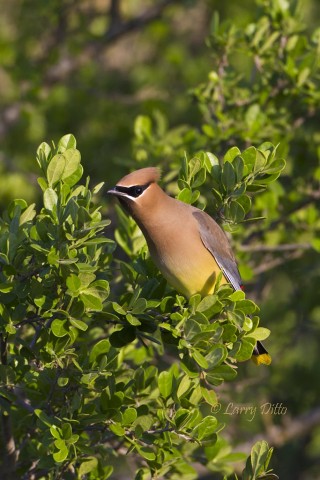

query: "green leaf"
left=158, top=370, right=173, bottom=399
left=112, top=302, right=127, bottom=315
left=137, top=446, right=156, bottom=461
left=193, top=416, right=218, bottom=441
left=236, top=299, right=257, bottom=314
left=222, top=161, right=236, bottom=192
left=131, top=298, right=147, bottom=314
left=192, top=350, right=209, bottom=369
left=189, top=385, right=203, bottom=405
left=174, top=409, right=192, bottom=429
left=110, top=423, right=125, bottom=436
left=53, top=443, right=68, bottom=463
left=237, top=194, right=252, bottom=213
left=34, top=295, right=46, bottom=309
left=58, top=133, right=77, bottom=152
left=242, top=146, right=256, bottom=174
left=243, top=316, right=253, bottom=331
left=201, top=387, right=218, bottom=406
left=93, top=181, right=104, bottom=194
left=122, top=408, right=138, bottom=426
left=208, top=364, right=237, bottom=382
left=19, top=203, right=36, bottom=225
left=189, top=156, right=202, bottom=178
left=5, top=324, right=16, bottom=335
left=126, top=313, right=141, bottom=326
left=78, top=272, right=96, bottom=288
left=36, top=142, right=51, bottom=170
left=0, top=283, right=13, bottom=293
left=229, top=290, right=245, bottom=301
left=63, top=164, right=83, bottom=187
left=236, top=338, right=255, bottom=362
left=134, top=115, right=152, bottom=139
left=57, top=377, right=69, bottom=387
left=178, top=188, right=193, bottom=204
left=37, top=177, right=48, bottom=192
left=224, top=147, right=241, bottom=162
left=50, top=425, right=62, bottom=439
left=251, top=440, right=270, bottom=476
left=89, top=339, right=110, bottom=363
left=192, top=168, right=206, bottom=188
left=69, top=318, right=88, bottom=331
left=184, top=318, right=202, bottom=340
left=247, top=327, right=270, bottom=341
left=78, top=457, right=99, bottom=477
left=205, top=344, right=227, bottom=368
left=34, top=409, right=57, bottom=427
left=80, top=292, right=103, bottom=310
left=51, top=319, right=68, bottom=337
left=54, top=438, right=66, bottom=450
left=233, top=156, right=244, bottom=182
left=263, top=158, right=286, bottom=175
left=226, top=200, right=246, bottom=222
left=66, top=274, right=81, bottom=293
left=196, top=295, right=222, bottom=317
left=177, top=375, right=192, bottom=398
left=48, top=248, right=59, bottom=266
left=205, top=151, right=220, bottom=168
left=61, top=149, right=81, bottom=181
left=254, top=150, right=267, bottom=172
left=211, top=188, right=222, bottom=205
left=43, top=188, right=58, bottom=211
left=47, top=154, right=66, bottom=186
left=246, top=183, right=267, bottom=192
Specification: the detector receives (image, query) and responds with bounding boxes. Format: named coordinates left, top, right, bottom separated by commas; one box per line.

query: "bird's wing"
left=192, top=210, right=242, bottom=291
left=193, top=210, right=271, bottom=365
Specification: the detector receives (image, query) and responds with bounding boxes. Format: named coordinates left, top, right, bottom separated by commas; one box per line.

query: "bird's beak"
left=108, top=187, right=122, bottom=197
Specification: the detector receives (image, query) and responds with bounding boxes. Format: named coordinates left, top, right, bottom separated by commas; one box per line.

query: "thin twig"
left=104, top=0, right=178, bottom=43
left=45, top=0, right=179, bottom=84
left=244, top=191, right=320, bottom=244
left=236, top=406, right=320, bottom=454
left=239, top=242, right=312, bottom=253
left=109, top=0, right=122, bottom=35
left=253, top=250, right=304, bottom=275
left=0, top=0, right=180, bottom=139
left=13, top=389, right=35, bottom=414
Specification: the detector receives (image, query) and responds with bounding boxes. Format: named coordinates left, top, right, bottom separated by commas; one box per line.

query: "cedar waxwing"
left=108, top=167, right=271, bottom=365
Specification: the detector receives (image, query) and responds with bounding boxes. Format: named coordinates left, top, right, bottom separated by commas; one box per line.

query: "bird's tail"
left=251, top=341, right=272, bottom=365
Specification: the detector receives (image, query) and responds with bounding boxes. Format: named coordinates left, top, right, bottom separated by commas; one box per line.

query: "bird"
left=108, top=167, right=271, bottom=365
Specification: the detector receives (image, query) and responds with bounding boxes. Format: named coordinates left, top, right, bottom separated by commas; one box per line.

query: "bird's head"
left=108, top=167, right=162, bottom=218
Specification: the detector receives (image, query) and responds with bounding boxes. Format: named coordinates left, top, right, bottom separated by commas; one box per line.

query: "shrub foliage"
left=0, top=134, right=283, bottom=479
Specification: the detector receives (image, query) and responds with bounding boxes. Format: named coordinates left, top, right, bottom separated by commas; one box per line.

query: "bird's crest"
left=117, top=167, right=161, bottom=187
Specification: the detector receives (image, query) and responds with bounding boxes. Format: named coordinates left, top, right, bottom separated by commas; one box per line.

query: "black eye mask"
left=114, top=183, right=150, bottom=198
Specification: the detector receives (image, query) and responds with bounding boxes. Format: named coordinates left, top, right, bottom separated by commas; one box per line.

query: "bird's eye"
left=133, top=186, right=143, bottom=196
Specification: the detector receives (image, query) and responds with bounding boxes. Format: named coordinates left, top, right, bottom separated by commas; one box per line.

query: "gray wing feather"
left=193, top=210, right=242, bottom=291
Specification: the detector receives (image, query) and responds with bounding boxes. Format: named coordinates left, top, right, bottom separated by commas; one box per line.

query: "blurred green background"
left=1, top=0, right=320, bottom=193
left=1, top=1, right=320, bottom=479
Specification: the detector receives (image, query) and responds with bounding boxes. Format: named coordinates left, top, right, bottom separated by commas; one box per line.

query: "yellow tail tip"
left=251, top=353, right=272, bottom=366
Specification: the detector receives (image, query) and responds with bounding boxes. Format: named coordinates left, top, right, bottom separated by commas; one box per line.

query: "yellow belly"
left=154, top=244, right=226, bottom=298
left=140, top=199, right=227, bottom=299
